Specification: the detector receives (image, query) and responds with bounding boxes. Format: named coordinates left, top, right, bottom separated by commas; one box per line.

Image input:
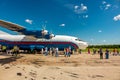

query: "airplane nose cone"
left=79, top=42, right=88, bottom=49
left=83, top=42, right=88, bottom=47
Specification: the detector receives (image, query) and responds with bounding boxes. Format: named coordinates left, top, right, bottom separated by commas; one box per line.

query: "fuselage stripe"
left=0, top=41, right=79, bottom=49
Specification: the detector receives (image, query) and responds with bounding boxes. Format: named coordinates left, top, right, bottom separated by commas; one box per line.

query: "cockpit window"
left=75, top=38, right=82, bottom=41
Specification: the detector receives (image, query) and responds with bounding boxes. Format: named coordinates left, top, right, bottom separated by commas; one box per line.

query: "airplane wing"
left=0, top=20, right=25, bottom=31
left=0, top=20, right=51, bottom=38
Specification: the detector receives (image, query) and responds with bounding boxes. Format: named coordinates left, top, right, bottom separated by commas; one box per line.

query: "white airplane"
left=0, top=20, right=88, bottom=50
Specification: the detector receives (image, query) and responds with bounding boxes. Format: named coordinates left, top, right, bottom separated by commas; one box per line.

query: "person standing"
left=13, top=45, right=19, bottom=56
left=49, top=48, right=52, bottom=55
left=117, top=49, right=120, bottom=56
left=2, top=45, right=7, bottom=54
left=105, top=49, right=109, bottom=59
left=44, top=47, right=48, bottom=56
left=51, top=47, right=54, bottom=56
left=41, top=48, right=44, bottom=54
left=88, top=48, right=90, bottom=54
left=65, top=48, right=69, bottom=57
left=0, top=45, right=2, bottom=53
left=93, top=48, right=95, bottom=55
left=68, top=46, right=71, bottom=57
left=99, top=48, right=103, bottom=59
left=93, top=48, right=96, bottom=55
left=64, top=48, right=66, bottom=56
left=79, top=49, right=82, bottom=54
left=113, top=48, right=115, bottom=56
left=55, top=47, right=59, bottom=57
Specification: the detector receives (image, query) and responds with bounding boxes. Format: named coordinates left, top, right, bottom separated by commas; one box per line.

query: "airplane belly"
left=1, top=41, right=79, bottom=50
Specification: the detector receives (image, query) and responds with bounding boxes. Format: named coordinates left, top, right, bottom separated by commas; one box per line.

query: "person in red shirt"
left=65, top=48, right=69, bottom=57
left=88, top=48, right=90, bottom=54
left=113, top=48, right=115, bottom=56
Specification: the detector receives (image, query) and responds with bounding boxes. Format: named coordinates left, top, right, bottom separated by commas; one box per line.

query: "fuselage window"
left=75, top=39, right=82, bottom=41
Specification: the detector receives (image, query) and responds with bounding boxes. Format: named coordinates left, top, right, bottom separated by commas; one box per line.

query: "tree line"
left=88, top=44, right=120, bottom=49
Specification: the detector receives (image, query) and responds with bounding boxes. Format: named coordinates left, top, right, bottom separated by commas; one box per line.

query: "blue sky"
left=0, top=0, right=120, bottom=45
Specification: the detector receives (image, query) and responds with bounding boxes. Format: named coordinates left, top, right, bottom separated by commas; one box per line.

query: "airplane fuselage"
left=0, top=34, right=88, bottom=50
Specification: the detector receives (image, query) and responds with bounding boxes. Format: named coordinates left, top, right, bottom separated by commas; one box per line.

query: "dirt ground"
left=0, top=52, right=120, bottom=80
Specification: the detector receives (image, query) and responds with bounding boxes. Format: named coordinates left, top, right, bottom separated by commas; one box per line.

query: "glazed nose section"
left=83, top=42, right=88, bottom=47
left=78, top=42, right=88, bottom=49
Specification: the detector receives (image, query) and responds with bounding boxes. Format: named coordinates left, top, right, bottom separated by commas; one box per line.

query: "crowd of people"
left=0, top=44, right=120, bottom=59
left=0, top=45, right=74, bottom=57
left=87, top=48, right=120, bottom=59
left=0, top=45, right=20, bottom=56
left=41, top=46, right=73, bottom=57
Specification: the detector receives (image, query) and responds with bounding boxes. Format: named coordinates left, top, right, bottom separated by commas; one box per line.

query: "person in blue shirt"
left=99, top=48, right=103, bottom=59
left=105, top=49, right=109, bottom=59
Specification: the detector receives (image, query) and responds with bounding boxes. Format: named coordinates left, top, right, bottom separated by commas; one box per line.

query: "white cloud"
left=81, top=4, right=87, bottom=11
left=102, top=1, right=106, bottom=4
left=113, top=14, right=120, bottom=21
left=74, top=3, right=87, bottom=14
left=105, top=4, right=111, bottom=10
left=103, top=40, right=106, bottom=42
left=83, top=15, right=88, bottom=18
left=106, top=4, right=111, bottom=7
left=59, top=24, right=65, bottom=27
left=98, top=30, right=102, bottom=33
left=100, top=1, right=111, bottom=10
left=25, top=19, right=33, bottom=24
left=74, top=5, right=79, bottom=9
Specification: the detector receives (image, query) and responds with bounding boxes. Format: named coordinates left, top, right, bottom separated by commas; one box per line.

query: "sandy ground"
left=0, top=52, right=120, bottom=80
